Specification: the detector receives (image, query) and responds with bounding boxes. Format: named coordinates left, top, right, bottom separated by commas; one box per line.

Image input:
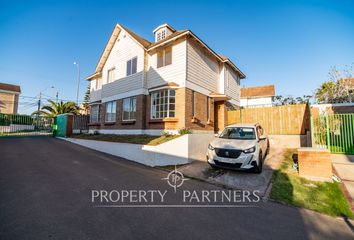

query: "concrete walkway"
left=177, top=147, right=285, bottom=197
left=332, top=154, right=354, bottom=210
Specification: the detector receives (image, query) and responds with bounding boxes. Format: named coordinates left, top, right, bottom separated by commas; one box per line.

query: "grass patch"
left=71, top=133, right=180, bottom=146
left=270, top=149, right=353, bottom=218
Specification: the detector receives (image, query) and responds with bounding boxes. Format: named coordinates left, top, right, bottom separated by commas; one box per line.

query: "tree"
left=32, top=100, right=79, bottom=117
left=82, top=85, right=90, bottom=114
left=315, top=64, right=354, bottom=103
left=273, top=95, right=312, bottom=106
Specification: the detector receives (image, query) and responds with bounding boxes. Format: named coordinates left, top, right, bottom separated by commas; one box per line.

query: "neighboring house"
left=240, top=85, right=275, bottom=108
left=0, top=83, right=21, bottom=114
left=86, top=23, right=245, bottom=135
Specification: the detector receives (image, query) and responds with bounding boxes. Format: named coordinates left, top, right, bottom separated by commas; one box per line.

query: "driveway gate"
left=0, top=113, right=53, bottom=136
left=311, top=113, right=354, bottom=154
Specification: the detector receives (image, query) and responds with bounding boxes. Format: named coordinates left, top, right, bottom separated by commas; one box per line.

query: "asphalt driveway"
left=0, top=137, right=353, bottom=240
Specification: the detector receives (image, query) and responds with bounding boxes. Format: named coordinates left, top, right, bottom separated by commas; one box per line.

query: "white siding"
left=90, top=89, right=102, bottom=103
left=102, top=72, right=143, bottom=99
left=101, top=29, right=145, bottom=99
left=240, top=97, right=273, bottom=107
left=186, top=39, right=219, bottom=92
left=224, top=65, right=240, bottom=104
left=147, top=39, right=187, bottom=89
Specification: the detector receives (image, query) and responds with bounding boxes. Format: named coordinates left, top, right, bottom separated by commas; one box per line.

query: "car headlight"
left=243, top=146, right=256, bottom=153
left=208, top=144, right=215, bottom=151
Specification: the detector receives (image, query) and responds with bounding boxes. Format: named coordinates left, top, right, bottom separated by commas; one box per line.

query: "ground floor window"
left=122, top=97, right=136, bottom=121
left=151, top=89, right=175, bottom=119
left=90, top=105, right=100, bottom=123
left=105, top=101, right=116, bottom=122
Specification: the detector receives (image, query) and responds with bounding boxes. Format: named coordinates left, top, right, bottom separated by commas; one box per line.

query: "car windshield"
left=219, top=127, right=256, bottom=140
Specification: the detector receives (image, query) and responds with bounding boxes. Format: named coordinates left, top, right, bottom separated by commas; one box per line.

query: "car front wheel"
left=254, top=153, right=263, bottom=174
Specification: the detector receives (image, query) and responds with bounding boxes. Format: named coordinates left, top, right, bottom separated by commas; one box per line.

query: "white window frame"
left=107, top=68, right=115, bottom=83
left=150, top=89, right=176, bottom=119
left=90, top=104, right=100, bottom=123
left=161, top=30, right=166, bottom=39
left=105, top=101, right=116, bottom=122
left=157, top=46, right=172, bottom=68
left=122, top=97, right=136, bottom=121
left=126, top=57, right=137, bottom=76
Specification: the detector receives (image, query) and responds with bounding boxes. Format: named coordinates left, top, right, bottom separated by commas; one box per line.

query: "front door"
left=214, top=101, right=225, bottom=133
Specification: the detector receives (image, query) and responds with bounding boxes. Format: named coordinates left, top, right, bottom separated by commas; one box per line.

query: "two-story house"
left=86, top=23, right=245, bottom=135
left=0, top=83, right=21, bottom=114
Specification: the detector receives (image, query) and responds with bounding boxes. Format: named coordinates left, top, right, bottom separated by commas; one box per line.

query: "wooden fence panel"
left=228, top=104, right=310, bottom=135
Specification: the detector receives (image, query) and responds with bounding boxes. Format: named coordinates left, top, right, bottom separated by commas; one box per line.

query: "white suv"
left=206, top=123, right=269, bottom=173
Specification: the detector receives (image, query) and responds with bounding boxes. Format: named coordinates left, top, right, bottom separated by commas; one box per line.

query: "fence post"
left=310, top=116, right=314, bottom=147
left=325, top=114, right=331, bottom=151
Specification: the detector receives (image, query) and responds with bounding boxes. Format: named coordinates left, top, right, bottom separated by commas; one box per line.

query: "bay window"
left=151, top=90, right=175, bottom=119
left=122, top=97, right=136, bottom=121
left=105, top=101, right=116, bottom=122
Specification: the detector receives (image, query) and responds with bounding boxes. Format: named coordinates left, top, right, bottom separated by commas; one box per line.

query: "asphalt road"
left=0, top=137, right=353, bottom=240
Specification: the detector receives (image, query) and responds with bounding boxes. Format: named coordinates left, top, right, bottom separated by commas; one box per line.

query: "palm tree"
left=32, top=100, right=79, bottom=118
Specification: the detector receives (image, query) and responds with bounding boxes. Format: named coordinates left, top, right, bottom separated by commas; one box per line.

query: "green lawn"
left=71, top=133, right=180, bottom=146
left=270, top=149, right=353, bottom=218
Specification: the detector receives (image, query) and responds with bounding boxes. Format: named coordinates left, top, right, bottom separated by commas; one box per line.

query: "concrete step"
left=331, top=154, right=354, bottom=164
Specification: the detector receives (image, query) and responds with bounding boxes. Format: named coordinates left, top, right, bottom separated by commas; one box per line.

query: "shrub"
left=178, top=128, right=192, bottom=135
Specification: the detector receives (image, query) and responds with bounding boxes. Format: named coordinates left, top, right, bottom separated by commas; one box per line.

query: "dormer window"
left=153, top=24, right=175, bottom=42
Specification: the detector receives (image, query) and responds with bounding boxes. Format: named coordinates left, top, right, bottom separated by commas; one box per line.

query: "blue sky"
left=0, top=0, right=353, bottom=114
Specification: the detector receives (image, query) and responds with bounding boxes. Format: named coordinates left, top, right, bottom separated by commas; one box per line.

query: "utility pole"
left=56, top=91, right=59, bottom=104
left=74, top=62, right=80, bottom=106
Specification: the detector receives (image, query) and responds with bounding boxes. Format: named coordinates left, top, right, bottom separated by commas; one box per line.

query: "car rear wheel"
left=254, top=153, right=263, bottom=174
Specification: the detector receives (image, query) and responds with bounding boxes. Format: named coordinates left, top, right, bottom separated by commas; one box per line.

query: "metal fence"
left=0, top=113, right=53, bottom=136
left=311, top=113, right=354, bottom=154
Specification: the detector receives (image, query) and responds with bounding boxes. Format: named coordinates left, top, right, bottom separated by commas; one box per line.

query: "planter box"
left=298, top=147, right=332, bottom=181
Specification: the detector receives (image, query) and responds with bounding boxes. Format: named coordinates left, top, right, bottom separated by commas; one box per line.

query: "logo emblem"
left=162, top=165, right=189, bottom=192
left=225, top=151, right=229, bottom=156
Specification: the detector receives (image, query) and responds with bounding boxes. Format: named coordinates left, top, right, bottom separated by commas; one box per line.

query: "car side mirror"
left=259, top=135, right=266, bottom=141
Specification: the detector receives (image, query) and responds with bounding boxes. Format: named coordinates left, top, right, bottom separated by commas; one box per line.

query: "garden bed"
left=71, top=133, right=180, bottom=146
left=270, top=149, right=353, bottom=218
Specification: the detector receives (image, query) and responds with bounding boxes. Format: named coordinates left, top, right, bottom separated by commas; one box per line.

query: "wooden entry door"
left=214, top=102, right=225, bottom=133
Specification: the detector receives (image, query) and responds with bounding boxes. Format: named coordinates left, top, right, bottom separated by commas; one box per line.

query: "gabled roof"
left=92, top=24, right=152, bottom=76
left=241, top=85, right=275, bottom=98
left=0, top=83, right=21, bottom=93
left=87, top=23, right=246, bottom=80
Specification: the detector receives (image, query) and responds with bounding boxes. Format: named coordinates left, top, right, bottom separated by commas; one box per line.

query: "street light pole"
left=73, top=62, right=80, bottom=106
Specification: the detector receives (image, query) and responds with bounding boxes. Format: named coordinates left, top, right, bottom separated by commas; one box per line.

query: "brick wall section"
left=184, top=88, right=215, bottom=131
left=0, top=92, right=17, bottom=114
left=298, top=147, right=332, bottom=180
left=90, top=87, right=227, bottom=133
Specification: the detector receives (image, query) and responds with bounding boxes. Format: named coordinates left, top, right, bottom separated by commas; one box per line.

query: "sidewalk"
left=332, top=154, right=354, bottom=211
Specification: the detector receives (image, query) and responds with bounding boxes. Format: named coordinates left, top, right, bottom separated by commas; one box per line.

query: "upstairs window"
left=157, top=46, right=172, bottom=68
left=126, top=57, right=137, bottom=76
left=157, top=32, right=161, bottom=41
left=161, top=30, right=166, bottom=39
left=105, top=101, right=116, bottom=122
left=122, top=97, right=136, bottom=121
left=107, top=68, right=115, bottom=83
